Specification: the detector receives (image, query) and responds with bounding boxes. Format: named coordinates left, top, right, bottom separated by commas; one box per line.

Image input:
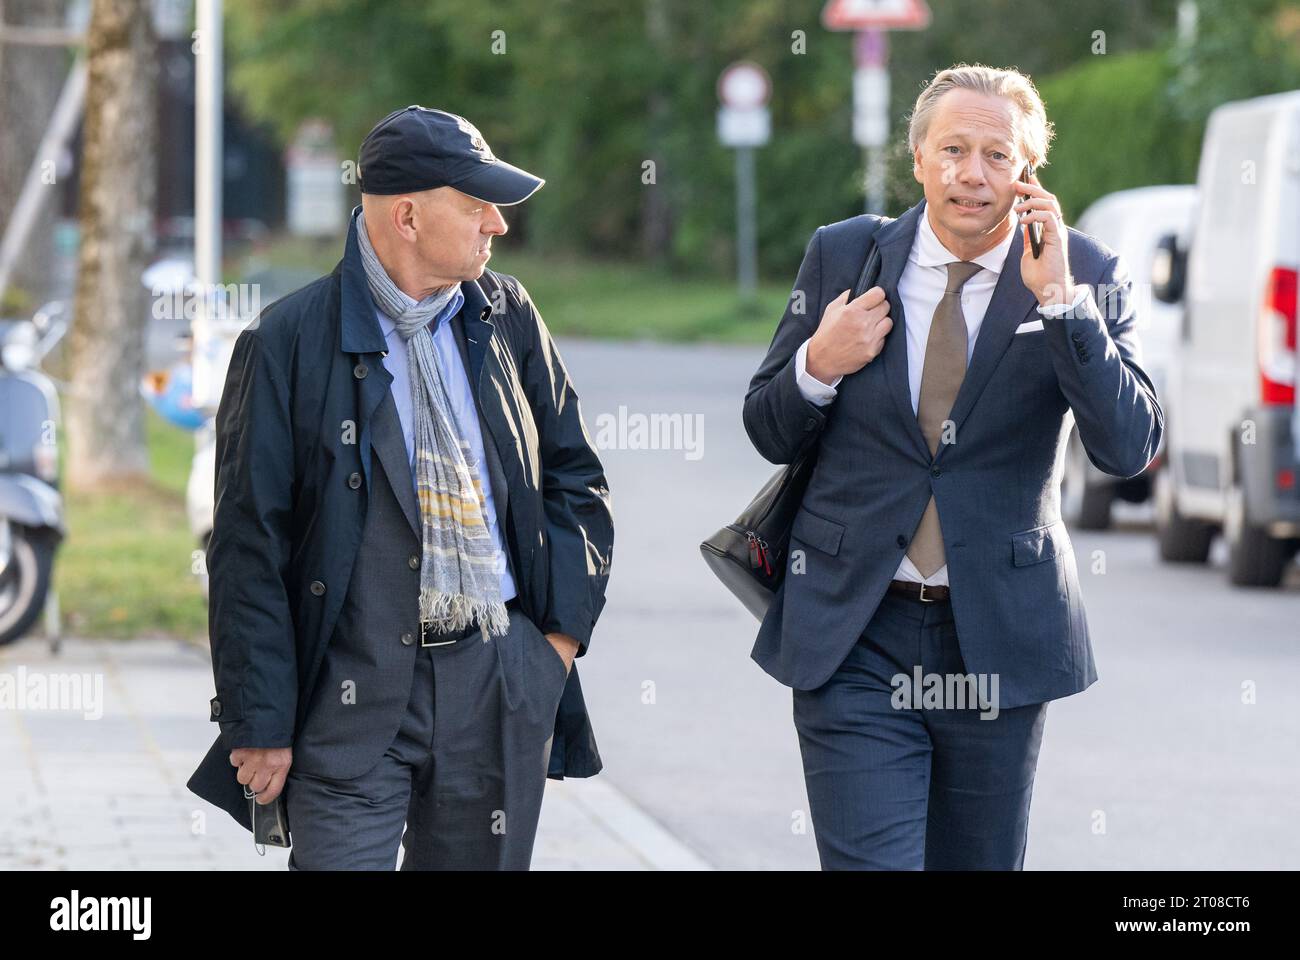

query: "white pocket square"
left=1015, top=319, right=1045, bottom=334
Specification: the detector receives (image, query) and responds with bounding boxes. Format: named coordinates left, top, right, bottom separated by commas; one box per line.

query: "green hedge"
left=1034, top=49, right=1204, bottom=220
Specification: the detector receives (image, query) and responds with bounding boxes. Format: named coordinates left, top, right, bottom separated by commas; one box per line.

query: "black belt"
left=887, top=579, right=950, bottom=603
left=421, top=596, right=521, bottom=647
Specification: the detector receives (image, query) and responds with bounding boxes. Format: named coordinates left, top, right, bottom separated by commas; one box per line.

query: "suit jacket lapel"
left=875, top=201, right=931, bottom=463
left=370, top=389, right=421, bottom=538
left=937, top=223, right=1039, bottom=461
left=873, top=199, right=1041, bottom=466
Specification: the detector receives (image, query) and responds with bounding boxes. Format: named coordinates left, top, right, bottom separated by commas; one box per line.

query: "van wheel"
left=1154, top=468, right=1212, bottom=563
left=1063, top=432, right=1113, bottom=530
left=1224, top=486, right=1289, bottom=587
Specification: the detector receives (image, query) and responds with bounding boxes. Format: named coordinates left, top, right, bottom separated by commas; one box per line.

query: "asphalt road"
left=556, top=336, right=1300, bottom=870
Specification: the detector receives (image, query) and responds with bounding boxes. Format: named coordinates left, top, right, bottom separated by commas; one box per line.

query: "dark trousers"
left=793, top=591, right=1048, bottom=870
left=284, top=605, right=570, bottom=870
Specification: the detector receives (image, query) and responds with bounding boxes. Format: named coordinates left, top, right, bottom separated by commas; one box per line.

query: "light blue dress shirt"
left=374, top=286, right=517, bottom=602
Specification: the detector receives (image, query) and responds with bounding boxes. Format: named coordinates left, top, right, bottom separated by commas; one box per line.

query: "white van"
left=1153, top=90, right=1300, bottom=586
left=1064, top=185, right=1197, bottom=529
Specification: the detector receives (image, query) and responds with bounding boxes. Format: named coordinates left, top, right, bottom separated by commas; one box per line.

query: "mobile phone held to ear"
left=1021, top=163, right=1044, bottom=259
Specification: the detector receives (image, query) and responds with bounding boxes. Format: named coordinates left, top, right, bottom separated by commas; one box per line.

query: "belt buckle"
left=420, top=621, right=459, bottom=647
left=917, top=582, right=937, bottom=603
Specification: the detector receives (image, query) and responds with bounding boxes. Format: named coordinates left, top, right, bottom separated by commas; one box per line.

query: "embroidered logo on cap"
left=455, top=116, right=495, bottom=161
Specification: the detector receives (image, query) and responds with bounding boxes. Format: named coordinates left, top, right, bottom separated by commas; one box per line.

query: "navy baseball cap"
left=357, top=105, right=545, bottom=205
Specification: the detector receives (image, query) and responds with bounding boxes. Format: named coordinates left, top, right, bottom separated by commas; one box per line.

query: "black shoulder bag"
left=699, top=230, right=884, bottom=621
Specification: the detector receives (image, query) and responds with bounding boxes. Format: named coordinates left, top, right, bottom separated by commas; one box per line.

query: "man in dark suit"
left=187, top=107, right=614, bottom=869
left=743, top=65, right=1162, bottom=869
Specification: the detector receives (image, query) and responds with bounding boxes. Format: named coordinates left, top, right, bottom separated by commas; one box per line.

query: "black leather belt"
left=887, top=579, right=950, bottom=603
left=421, top=596, right=521, bottom=646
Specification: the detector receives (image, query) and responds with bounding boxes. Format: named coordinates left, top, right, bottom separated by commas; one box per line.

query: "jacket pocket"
left=1010, top=520, right=1070, bottom=566
left=791, top=506, right=845, bottom=557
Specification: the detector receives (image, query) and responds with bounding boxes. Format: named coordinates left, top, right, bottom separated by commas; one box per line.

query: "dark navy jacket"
left=744, top=200, right=1163, bottom=706
left=188, top=210, right=614, bottom=830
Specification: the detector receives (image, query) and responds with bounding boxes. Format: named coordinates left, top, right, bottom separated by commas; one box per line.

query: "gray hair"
left=906, top=63, right=1055, bottom=168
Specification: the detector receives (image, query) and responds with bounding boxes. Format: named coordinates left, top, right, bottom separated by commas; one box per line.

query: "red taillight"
left=1260, top=266, right=1297, bottom=406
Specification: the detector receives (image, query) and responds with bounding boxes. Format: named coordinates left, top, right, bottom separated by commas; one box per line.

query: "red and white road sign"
left=717, top=61, right=771, bottom=110
left=821, top=0, right=931, bottom=31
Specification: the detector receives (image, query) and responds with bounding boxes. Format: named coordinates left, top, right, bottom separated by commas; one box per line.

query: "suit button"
left=354, top=362, right=368, bottom=379
left=400, top=632, right=415, bottom=646
left=210, top=698, right=222, bottom=719
left=408, top=554, right=421, bottom=570
left=931, top=466, right=941, bottom=478
left=803, top=417, right=818, bottom=431
left=896, top=534, right=907, bottom=548
left=348, top=471, right=362, bottom=489
left=310, top=580, right=326, bottom=596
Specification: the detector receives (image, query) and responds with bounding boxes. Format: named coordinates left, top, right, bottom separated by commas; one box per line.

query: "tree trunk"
left=639, top=0, right=674, bottom=264
left=66, top=0, right=157, bottom=490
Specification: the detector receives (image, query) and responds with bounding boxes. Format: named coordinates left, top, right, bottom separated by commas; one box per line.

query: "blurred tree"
left=1010, top=0, right=1300, bottom=221
left=883, top=0, right=1184, bottom=213
left=222, top=0, right=1197, bottom=279
left=1034, top=49, right=1203, bottom=220
left=1167, top=0, right=1300, bottom=123
left=0, top=0, right=69, bottom=312
left=67, top=0, right=157, bottom=489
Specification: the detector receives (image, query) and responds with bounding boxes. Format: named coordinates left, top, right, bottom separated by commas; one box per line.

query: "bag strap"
left=790, top=218, right=888, bottom=464
left=850, top=218, right=887, bottom=300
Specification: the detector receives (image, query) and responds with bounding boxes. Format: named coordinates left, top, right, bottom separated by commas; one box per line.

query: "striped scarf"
left=356, top=213, right=509, bottom=638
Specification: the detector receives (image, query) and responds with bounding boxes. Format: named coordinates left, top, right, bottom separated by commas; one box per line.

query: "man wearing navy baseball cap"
left=189, top=106, right=614, bottom=870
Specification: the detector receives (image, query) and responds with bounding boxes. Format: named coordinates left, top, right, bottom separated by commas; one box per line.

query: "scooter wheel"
left=0, top=526, right=57, bottom=645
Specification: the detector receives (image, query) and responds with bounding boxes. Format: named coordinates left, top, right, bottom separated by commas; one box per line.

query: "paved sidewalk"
left=0, top=635, right=710, bottom=871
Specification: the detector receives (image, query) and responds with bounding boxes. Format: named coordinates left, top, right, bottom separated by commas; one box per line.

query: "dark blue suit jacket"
left=743, top=200, right=1163, bottom=706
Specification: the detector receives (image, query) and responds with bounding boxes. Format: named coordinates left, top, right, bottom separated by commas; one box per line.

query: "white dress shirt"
left=794, top=207, right=1087, bottom=585
left=374, top=291, right=517, bottom=602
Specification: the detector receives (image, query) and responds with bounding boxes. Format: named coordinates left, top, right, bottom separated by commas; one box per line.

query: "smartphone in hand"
left=244, top=783, right=291, bottom=852
left=1021, top=163, right=1044, bottom=259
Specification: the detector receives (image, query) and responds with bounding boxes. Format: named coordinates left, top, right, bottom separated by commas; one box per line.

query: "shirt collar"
left=374, top=283, right=465, bottom=339
left=915, top=202, right=1016, bottom=276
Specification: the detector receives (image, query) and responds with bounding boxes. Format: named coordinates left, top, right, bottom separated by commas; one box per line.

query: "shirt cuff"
left=795, top=338, right=841, bottom=406
left=1037, top=285, right=1090, bottom=317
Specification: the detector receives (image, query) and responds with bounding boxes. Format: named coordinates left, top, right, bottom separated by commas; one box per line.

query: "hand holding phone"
left=245, top=783, right=292, bottom=852
left=1021, top=164, right=1044, bottom=259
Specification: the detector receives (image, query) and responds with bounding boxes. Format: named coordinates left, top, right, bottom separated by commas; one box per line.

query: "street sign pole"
left=717, top=61, right=771, bottom=305
left=193, top=0, right=231, bottom=414
left=823, top=0, right=931, bottom=215
left=856, top=28, right=889, bottom=215
left=735, top=145, right=757, bottom=298
left=195, top=0, right=222, bottom=298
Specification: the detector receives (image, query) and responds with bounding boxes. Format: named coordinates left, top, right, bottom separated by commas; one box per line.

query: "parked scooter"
left=0, top=301, right=67, bottom=645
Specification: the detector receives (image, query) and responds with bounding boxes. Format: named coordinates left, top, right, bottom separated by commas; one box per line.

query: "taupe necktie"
left=907, top=260, right=983, bottom=578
